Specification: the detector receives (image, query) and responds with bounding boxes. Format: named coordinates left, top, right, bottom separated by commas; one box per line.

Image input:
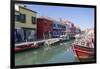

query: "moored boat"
left=72, top=29, right=95, bottom=62
left=15, top=42, right=38, bottom=52
left=73, top=44, right=94, bottom=62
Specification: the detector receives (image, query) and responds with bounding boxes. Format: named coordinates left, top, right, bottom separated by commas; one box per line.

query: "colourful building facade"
left=15, top=5, right=37, bottom=43
left=37, top=17, right=53, bottom=39
left=61, top=20, right=79, bottom=39
left=52, top=20, right=66, bottom=38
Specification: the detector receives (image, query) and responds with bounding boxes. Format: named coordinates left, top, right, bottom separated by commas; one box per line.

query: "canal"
left=15, top=39, right=79, bottom=66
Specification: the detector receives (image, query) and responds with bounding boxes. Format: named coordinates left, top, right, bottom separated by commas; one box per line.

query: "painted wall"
left=15, top=6, right=37, bottom=43
left=15, top=6, right=37, bottom=29
left=52, top=20, right=66, bottom=38
left=37, top=18, right=53, bottom=39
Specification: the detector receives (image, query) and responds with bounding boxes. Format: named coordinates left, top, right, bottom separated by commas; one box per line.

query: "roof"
left=37, top=16, right=53, bottom=21
left=15, top=4, right=37, bottom=13
left=19, top=6, right=37, bottom=13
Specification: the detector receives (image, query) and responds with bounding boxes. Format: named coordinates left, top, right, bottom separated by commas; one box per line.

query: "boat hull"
left=15, top=44, right=38, bottom=52
left=73, top=45, right=94, bottom=62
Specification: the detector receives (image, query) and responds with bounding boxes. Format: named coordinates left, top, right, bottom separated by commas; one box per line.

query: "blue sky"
left=20, top=4, right=94, bottom=30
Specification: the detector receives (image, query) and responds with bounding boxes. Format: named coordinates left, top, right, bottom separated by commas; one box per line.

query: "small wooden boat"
left=15, top=42, right=38, bottom=52
left=73, top=31, right=95, bottom=62
left=73, top=44, right=94, bottom=62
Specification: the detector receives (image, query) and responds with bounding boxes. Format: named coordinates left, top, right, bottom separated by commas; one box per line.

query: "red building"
left=37, top=17, right=53, bottom=39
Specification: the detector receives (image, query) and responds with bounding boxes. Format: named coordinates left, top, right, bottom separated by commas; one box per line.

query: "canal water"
left=15, top=40, right=79, bottom=66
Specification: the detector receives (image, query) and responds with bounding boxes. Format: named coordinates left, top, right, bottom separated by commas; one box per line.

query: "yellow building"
left=15, top=6, right=37, bottom=28
left=15, top=5, right=37, bottom=43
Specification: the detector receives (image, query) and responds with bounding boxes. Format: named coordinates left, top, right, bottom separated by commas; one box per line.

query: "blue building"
left=51, top=20, right=66, bottom=38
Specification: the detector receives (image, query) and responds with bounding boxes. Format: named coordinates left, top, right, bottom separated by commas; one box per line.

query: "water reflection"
left=15, top=40, right=79, bottom=65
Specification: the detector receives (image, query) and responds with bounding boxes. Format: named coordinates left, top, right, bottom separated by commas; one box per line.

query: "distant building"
left=61, top=20, right=78, bottom=39
left=75, top=25, right=81, bottom=34
left=15, top=5, right=37, bottom=43
left=70, top=23, right=76, bottom=38
left=83, top=28, right=94, bottom=40
left=62, top=22, right=71, bottom=39
left=37, top=17, right=53, bottom=39
left=52, top=20, right=66, bottom=38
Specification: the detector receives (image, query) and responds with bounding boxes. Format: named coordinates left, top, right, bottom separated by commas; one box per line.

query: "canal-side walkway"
left=15, top=38, right=64, bottom=47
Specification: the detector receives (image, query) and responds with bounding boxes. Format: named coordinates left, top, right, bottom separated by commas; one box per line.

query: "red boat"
left=73, top=29, right=95, bottom=62
left=15, top=42, right=38, bottom=52
left=73, top=44, right=94, bottom=62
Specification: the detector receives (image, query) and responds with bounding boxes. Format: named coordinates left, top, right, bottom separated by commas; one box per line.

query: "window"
left=50, top=24, right=52, bottom=27
left=15, top=14, right=20, bottom=21
left=20, top=14, right=26, bottom=23
left=53, top=24, right=56, bottom=27
left=58, top=24, right=61, bottom=28
left=32, top=16, right=36, bottom=24
left=44, top=22, right=47, bottom=25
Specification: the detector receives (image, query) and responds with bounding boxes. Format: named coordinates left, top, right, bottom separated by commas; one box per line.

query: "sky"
left=17, top=4, right=95, bottom=30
